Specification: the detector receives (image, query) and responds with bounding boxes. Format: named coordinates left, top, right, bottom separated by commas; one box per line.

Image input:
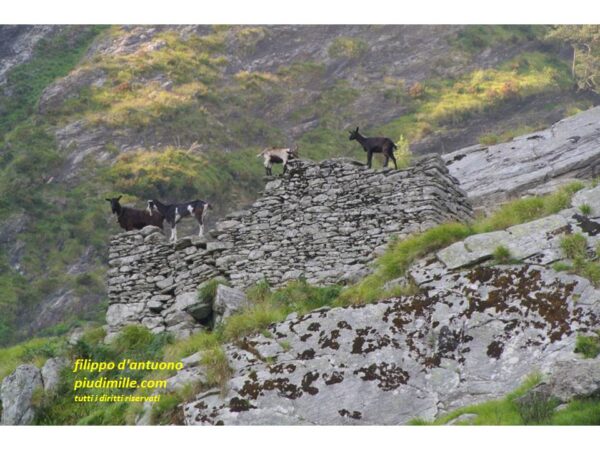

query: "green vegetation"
left=32, top=325, right=174, bottom=425
left=478, top=125, right=540, bottom=145
left=492, top=245, right=513, bottom=264
left=454, top=25, right=547, bottom=53
left=560, top=233, right=589, bottom=260
left=557, top=233, right=600, bottom=286
left=0, top=26, right=107, bottom=136
left=411, top=372, right=599, bottom=426
left=378, top=52, right=573, bottom=142
left=574, top=331, right=600, bottom=359
left=546, top=26, right=600, bottom=94
left=0, top=336, right=67, bottom=380
left=579, top=203, right=593, bottom=216
left=328, top=37, right=368, bottom=59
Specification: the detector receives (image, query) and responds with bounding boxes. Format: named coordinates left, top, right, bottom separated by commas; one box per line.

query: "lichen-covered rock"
left=1, top=364, right=43, bottom=425
left=182, top=265, right=600, bottom=425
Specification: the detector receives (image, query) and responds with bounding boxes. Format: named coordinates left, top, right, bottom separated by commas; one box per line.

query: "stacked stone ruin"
left=106, top=156, right=473, bottom=340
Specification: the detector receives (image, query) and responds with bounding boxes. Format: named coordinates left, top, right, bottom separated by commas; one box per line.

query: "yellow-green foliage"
left=328, top=37, right=368, bottom=59
left=378, top=52, right=572, bottom=142
left=474, top=181, right=584, bottom=233
left=0, top=337, right=66, bottom=379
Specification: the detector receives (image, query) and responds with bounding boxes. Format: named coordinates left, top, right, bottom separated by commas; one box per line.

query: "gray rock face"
left=444, top=106, right=600, bottom=208
left=213, top=285, right=248, bottom=326
left=182, top=263, right=600, bottom=425
left=106, top=156, right=472, bottom=338
left=40, top=357, right=68, bottom=392
left=1, top=364, right=43, bottom=425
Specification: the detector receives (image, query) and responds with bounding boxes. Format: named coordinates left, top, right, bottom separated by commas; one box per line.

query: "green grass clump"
left=552, top=261, right=573, bottom=272
left=580, top=203, right=593, bottom=216
left=149, top=392, right=185, bottom=425
left=560, top=233, right=589, bottom=260
left=574, top=332, right=600, bottom=359
left=328, top=37, right=368, bottom=59
left=0, top=336, right=66, bottom=380
left=411, top=373, right=543, bottom=425
left=197, top=278, right=229, bottom=306
left=474, top=181, right=584, bottom=232
left=492, top=245, right=513, bottom=264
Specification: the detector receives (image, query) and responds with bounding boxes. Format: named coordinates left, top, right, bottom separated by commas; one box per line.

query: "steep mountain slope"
left=0, top=25, right=598, bottom=345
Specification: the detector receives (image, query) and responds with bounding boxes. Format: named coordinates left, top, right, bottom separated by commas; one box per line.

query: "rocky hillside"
left=1, top=24, right=599, bottom=346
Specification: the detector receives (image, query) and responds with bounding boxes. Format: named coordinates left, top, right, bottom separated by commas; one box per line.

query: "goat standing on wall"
left=258, top=147, right=299, bottom=176
left=349, top=127, right=398, bottom=169
left=147, top=199, right=212, bottom=242
left=106, top=196, right=165, bottom=231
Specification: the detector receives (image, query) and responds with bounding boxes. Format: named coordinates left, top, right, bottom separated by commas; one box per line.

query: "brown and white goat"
left=258, top=147, right=299, bottom=176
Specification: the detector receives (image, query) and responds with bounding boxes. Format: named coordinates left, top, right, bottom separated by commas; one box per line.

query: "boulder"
left=1, top=364, right=43, bottom=425
left=213, top=285, right=248, bottom=325
left=174, top=291, right=212, bottom=322
left=41, top=357, right=68, bottom=392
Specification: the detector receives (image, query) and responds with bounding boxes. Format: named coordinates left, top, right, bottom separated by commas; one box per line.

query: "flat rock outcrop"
left=443, top=106, right=600, bottom=208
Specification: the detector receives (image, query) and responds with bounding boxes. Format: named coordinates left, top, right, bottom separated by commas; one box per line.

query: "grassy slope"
left=0, top=25, right=596, bottom=347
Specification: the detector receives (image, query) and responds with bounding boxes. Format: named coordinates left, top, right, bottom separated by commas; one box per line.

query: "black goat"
left=147, top=199, right=212, bottom=242
left=349, top=127, right=398, bottom=169
left=106, top=196, right=164, bottom=231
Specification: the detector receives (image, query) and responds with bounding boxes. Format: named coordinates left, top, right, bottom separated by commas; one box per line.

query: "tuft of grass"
left=574, top=332, right=600, bottom=359
left=198, top=278, right=228, bottom=306
left=560, top=233, right=588, bottom=260
left=150, top=392, right=185, bottom=425
left=328, top=37, right=368, bottom=59
left=579, top=203, right=593, bottom=216
left=474, top=181, right=585, bottom=233
left=492, top=245, right=513, bottom=264
left=552, top=261, right=573, bottom=272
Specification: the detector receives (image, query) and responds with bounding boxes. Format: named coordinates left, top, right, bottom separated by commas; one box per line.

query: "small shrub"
left=479, top=134, right=500, bottom=145
left=492, top=245, right=512, bottom=264
left=201, top=345, right=232, bottom=391
left=516, top=391, right=560, bottom=425
left=560, top=233, right=588, bottom=260
left=328, top=37, right=368, bottom=59
left=579, top=203, right=593, bottom=216
left=408, top=82, right=424, bottom=98
left=574, top=333, right=600, bottom=359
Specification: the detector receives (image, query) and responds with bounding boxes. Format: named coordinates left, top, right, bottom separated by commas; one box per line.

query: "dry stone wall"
left=106, top=156, right=473, bottom=339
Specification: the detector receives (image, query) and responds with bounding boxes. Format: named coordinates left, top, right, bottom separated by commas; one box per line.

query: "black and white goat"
left=106, top=196, right=165, bottom=231
left=147, top=199, right=212, bottom=242
left=257, top=147, right=299, bottom=176
left=349, top=127, right=398, bottom=169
